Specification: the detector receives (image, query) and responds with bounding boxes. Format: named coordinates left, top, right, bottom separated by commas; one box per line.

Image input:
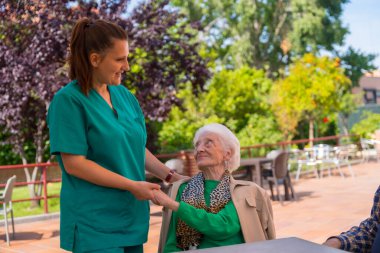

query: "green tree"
left=351, top=112, right=380, bottom=138
left=158, top=67, right=283, bottom=153
left=171, top=0, right=350, bottom=76
left=271, top=54, right=351, bottom=145
left=338, top=47, right=377, bottom=86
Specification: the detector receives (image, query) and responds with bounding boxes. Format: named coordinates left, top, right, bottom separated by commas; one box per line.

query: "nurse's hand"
left=130, top=181, right=161, bottom=200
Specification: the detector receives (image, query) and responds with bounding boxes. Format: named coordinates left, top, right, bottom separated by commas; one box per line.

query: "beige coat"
left=158, top=176, right=276, bottom=253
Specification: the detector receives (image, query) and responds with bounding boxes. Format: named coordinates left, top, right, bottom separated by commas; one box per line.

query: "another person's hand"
left=152, top=190, right=179, bottom=211
left=323, top=238, right=341, bottom=249
left=130, top=181, right=160, bottom=200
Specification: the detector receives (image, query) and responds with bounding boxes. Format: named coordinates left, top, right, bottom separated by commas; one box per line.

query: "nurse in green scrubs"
left=47, top=18, right=184, bottom=253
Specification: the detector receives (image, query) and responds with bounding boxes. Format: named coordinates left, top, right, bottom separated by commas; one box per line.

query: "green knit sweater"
left=163, top=180, right=245, bottom=252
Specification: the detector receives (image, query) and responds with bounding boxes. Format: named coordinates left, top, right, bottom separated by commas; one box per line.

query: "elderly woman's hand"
left=153, top=190, right=179, bottom=211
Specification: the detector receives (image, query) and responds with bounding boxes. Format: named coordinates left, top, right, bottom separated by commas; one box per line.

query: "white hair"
left=193, top=123, right=240, bottom=172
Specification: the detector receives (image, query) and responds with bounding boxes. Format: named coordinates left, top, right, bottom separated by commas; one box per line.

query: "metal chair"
left=0, top=175, right=16, bottom=246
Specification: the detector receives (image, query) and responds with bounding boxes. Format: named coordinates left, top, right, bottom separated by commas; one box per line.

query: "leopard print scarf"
left=176, top=171, right=231, bottom=250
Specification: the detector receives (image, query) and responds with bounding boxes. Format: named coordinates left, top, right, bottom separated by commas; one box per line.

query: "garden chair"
left=263, top=152, right=296, bottom=204
left=360, top=138, right=380, bottom=163
left=0, top=175, right=17, bottom=246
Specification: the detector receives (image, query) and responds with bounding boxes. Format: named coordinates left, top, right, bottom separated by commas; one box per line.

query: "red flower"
left=323, top=117, right=329, bottom=123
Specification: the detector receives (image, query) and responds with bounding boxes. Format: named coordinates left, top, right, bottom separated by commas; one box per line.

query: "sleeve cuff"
left=328, top=235, right=348, bottom=250
left=176, top=201, right=191, bottom=218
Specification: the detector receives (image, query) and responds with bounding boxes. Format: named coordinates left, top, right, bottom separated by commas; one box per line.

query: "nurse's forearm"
left=145, top=148, right=184, bottom=182
left=61, top=153, right=160, bottom=199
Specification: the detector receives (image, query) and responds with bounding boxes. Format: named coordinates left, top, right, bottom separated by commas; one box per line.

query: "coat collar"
left=230, top=175, right=254, bottom=189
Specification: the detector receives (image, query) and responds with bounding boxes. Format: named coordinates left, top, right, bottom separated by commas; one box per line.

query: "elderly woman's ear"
left=223, top=149, right=233, bottom=170
left=224, top=149, right=232, bottom=161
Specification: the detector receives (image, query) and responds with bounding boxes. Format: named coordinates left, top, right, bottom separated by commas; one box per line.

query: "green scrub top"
left=47, top=80, right=149, bottom=252
left=164, top=180, right=245, bottom=252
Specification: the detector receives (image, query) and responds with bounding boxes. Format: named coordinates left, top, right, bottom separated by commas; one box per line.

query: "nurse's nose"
left=123, top=59, right=130, bottom=72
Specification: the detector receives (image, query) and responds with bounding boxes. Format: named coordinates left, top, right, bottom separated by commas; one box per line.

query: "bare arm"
left=61, top=153, right=160, bottom=200
left=145, top=148, right=188, bottom=183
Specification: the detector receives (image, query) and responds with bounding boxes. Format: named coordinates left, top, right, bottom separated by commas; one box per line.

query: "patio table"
left=185, top=237, right=346, bottom=253
left=240, top=157, right=273, bottom=187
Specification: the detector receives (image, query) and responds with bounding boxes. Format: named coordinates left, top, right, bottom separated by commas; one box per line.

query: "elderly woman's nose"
left=196, top=143, right=206, bottom=152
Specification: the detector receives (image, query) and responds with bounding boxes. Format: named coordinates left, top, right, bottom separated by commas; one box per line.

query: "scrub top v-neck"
left=47, top=80, right=148, bottom=252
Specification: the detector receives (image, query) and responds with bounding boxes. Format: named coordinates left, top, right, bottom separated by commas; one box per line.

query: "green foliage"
left=339, top=47, right=377, bottom=86
left=171, top=0, right=350, bottom=76
left=205, top=67, right=273, bottom=130
left=237, top=114, right=283, bottom=147
left=271, top=54, right=351, bottom=140
left=158, top=67, right=283, bottom=153
left=351, top=112, right=380, bottom=138
left=0, top=143, right=20, bottom=165
left=0, top=130, right=20, bottom=165
left=158, top=84, right=224, bottom=152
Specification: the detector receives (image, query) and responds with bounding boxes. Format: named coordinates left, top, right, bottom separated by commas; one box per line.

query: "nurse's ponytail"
left=68, top=18, right=128, bottom=95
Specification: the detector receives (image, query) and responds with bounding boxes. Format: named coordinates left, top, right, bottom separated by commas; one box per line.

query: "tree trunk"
left=309, top=119, right=314, bottom=147
left=18, top=145, right=40, bottom=208
left=339, top=113, right=350, bottom=135
left=16, top=118, right=47, bottom=209
left=34, top=120, right=46, bottom=201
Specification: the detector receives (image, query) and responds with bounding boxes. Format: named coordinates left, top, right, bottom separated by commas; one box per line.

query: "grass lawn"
left=10, top=182, right=61, bottom=218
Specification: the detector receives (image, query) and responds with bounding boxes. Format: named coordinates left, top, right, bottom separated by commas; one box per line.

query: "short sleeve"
left=47, top=93, right=88, bottom=156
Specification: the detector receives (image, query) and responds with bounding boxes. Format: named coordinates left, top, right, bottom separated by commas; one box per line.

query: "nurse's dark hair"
left=68, top=18, right=128, bottom=95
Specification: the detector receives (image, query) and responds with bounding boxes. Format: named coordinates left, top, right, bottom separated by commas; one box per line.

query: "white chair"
left=320, top=146, right=354, bottom=178
left=0, top=175, right=16, bottom=246
left=295, top=148, right=321, bottom=181
left=360, top=139, right=380, bottom=163
left=162, top=159, right=185, bottom=190
left=164, top=159, right=184, bottom=175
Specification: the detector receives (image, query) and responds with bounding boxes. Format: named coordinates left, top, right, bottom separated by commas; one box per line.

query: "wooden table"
left=185, top=237, right=347, bottom=253
left=240, top=157, right=273, bottom=187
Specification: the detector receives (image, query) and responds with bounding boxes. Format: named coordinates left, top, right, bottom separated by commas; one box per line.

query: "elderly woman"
left=153, top=123, right=275, bottom=252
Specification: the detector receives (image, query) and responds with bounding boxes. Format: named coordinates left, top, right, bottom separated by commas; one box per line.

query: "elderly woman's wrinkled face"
left=194, top=132, right=226, bottom=169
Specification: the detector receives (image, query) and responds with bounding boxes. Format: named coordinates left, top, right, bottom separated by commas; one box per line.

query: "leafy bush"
left=351, top=112, right=380, bottom=138
left=158, top=67, right=283, bottom=153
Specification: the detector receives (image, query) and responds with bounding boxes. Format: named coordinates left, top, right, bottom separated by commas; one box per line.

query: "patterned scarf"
left=176, top=171, right=231, bottom=250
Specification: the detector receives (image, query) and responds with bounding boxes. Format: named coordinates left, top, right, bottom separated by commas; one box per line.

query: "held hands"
left=152, top=190, right=179, bottom=211
left=129, top=181, right=161, bottom=200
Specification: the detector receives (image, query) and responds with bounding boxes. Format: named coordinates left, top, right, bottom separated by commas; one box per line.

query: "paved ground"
left=1, top=161, right=379, bottom=253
